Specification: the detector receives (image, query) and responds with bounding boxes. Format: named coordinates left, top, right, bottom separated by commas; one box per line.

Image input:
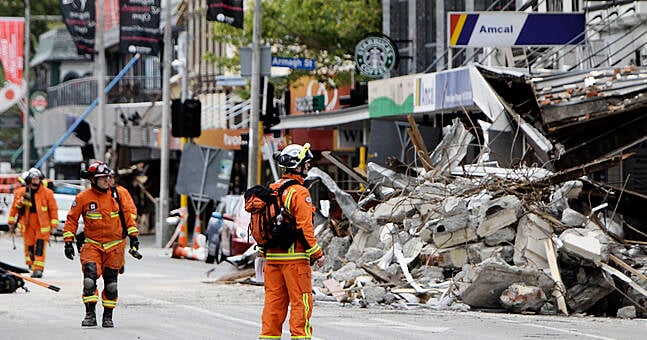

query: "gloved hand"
left=128, top=235, right=143, bottom=259
left=129, top=235, right=140, bottom=251
left=64, top=242, right=75, bottom=260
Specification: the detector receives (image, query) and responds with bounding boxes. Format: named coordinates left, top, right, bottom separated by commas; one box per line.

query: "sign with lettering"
left=119, top=0, right=161, bottom=55
left=60, top=0, right=96, bottom=54
left=206, top=0, right=244, bottom=29
left=355, top=34, right=398, bottom=78
left=448, top=12, right=585, bottom=47
left=271, top=56, right=316, bottom=70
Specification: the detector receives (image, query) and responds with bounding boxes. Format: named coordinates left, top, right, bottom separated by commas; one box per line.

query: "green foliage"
left=208, top=0, right=381, bottom=87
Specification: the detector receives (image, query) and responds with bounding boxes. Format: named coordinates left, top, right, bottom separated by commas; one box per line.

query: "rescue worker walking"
left=108, top=169, right=139, bottom=274
left=8, top=168, right=58, bottom=278
left=259, top=143, right=325, bottom=340
left=62, top=161, right=140, bottom=328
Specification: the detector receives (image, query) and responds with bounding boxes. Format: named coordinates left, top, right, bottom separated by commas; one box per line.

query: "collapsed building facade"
left=305, top=65, right=647, bottom=318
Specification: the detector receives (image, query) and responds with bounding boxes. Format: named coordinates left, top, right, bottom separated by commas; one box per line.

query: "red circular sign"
left=4, top=89, right=14, bottom=101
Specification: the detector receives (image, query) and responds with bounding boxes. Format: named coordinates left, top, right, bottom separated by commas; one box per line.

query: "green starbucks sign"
left=354, top=35, right=399, bottom=78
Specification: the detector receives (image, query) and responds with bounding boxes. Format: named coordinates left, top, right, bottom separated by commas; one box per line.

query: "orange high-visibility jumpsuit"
left=259, top=174, right=323, bottom=340
left=63, top=186, right=138, bottom=309
left=113, top=184, right=138, bottom=224
left=9, top=185, right=58, bottom=271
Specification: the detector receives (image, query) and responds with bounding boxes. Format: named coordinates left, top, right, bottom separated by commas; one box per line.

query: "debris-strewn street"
left=1, top=235, right=646, bottom=340
left=304, top=112, right=647, bottom=320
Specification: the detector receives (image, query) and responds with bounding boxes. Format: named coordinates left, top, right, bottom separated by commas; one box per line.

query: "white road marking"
left=330, top=317, right=451, bottom=333
left=522, top=323, right=616, bottom=340
left=132, top=295, right=325, bottom=340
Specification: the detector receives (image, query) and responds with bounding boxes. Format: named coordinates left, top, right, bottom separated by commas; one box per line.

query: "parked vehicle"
left=206, top=195, right=256, bottom=266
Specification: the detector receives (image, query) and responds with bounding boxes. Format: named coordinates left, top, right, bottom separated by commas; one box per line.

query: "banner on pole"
left=119, top=0, right=162, bottom=55
left=0, top=17, right=24, bottom=113
left=60, top=0, right=97, bottom=55
left=207, top=0, right=244, bottom=29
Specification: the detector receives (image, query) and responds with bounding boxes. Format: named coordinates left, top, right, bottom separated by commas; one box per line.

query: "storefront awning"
left=272, top=104, right=369, bottom=130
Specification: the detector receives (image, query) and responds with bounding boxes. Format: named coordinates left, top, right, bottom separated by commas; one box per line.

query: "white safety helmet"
left=275, top=143, right=313, bottom=169
left=25, top=168, right=44, bottom=181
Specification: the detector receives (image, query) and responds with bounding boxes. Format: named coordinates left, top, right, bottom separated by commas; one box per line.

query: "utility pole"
left=22, top=0, right=30, bottom=170
left=247, top=0, right=262, bottom=188
left=157, top=0, right=172, bottom=247
left=97, top=0, right=106, bottom=162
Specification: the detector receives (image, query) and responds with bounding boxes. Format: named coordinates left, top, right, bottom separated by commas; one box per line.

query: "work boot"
left=81, top=302, right=97, bottom=327
left=102, top=308, right=114, bottom=328
left=31, top=269, right=43, bottom=278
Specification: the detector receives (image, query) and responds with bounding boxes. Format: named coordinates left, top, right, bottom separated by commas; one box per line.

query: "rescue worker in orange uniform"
left=108, top=169, right=139, bottom=274
left=62, top=161, right=140, bottom=328
left=259, top=143, right=325, bottom=340
left=8, top=168, right=58, bottom=278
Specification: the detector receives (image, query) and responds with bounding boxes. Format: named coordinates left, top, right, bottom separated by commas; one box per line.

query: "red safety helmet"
left=85, top=161, right=112, bottom=179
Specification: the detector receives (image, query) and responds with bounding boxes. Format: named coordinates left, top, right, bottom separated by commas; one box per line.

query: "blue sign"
left=271, top=57, right=316, bottom=70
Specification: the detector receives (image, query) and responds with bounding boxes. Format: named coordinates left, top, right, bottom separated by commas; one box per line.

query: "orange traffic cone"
left=192, top=217, right=202, bottom=250
left=177, top=220, right=188, bottom=248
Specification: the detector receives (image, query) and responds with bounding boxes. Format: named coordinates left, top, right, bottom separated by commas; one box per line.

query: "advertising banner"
left=119, top=0, right=161, bottom=55
left=60, top=0, right=96, bottom=55
left=449, top=12, right=585, bottom=47
left=207, top=0, right=244, bottom=29
left=368, top=74, right=415, bottom=118
left=0, top=17, right=24, bottom=113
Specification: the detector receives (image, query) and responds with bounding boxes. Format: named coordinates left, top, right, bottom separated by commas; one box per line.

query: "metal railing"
left=47, top=75, right=162, bottom=107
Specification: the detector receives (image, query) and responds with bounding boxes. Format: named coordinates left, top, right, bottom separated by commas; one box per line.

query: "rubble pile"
left=310, top=119, right=647, bottom=319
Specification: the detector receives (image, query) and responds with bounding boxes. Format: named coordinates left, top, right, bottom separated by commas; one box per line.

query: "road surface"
left=1, top=234, right=645, bottom=339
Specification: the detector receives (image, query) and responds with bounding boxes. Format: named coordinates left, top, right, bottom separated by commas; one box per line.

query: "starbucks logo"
left=355, top=35, right=398, bottom=78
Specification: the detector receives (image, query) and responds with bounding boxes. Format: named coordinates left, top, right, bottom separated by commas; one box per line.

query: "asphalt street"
left=1, top=233, right=646, bottom=339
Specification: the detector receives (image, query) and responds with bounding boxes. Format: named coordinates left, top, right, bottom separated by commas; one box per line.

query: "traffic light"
left=261, top=82, right=280, bottom=133
left=172, top=99, right=202, bottom=138
left=340, top=82, right=368, bottom=107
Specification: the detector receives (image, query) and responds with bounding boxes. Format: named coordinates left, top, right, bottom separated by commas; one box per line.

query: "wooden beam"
left=609, top=254, right=647, bottom=283
left=406, top=115, right=434, bottom=172
left=544, top=238, right=569, bottom=315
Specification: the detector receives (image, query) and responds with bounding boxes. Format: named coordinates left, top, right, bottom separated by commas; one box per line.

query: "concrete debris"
left=308, top=118, right=647, bottom=319
left=513, top=213, right=553, bottom=270
left=617, top=305, right=637, bottom=319
left=565, top=268, right=615, bottom=313
left=499, top=283, right=547, bottom=313
left=559, top=228, right=612, bottom=264
left=455, top=257, right=554, bottom=309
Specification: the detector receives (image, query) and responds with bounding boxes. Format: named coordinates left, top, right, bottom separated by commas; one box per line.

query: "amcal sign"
left=449, top=12, right=585, bottom=47
left=290, top=76, right=351, bottom=114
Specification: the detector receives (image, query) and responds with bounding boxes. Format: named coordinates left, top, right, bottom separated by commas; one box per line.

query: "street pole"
left=97, top=0, right=106, bottom=162
left=22, top=0, right=30, bottom=170
left=178, top=30, right=189, bottom=225
left=247, top=0, right=262, bottom=188
left=157, top=0, right=172, bottom=248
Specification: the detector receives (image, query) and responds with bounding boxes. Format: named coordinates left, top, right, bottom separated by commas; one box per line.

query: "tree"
left=206, top=0, right=382, bottom=87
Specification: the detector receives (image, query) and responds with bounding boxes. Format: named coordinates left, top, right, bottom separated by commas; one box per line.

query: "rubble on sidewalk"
left=309, top=116, right=647, bottom=319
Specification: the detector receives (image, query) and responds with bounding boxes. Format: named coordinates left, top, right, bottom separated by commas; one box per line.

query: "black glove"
left=129, top=235, right=140, bottom=251
left=128, top=235, right=143, bottom=259
left=64, top=242, right=75, bottom=260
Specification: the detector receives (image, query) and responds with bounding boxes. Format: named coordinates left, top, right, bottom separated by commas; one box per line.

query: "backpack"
left=244, top=179, right=301, bottom=249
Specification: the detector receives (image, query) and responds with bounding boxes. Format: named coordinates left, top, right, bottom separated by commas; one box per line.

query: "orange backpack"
left=244, top=180, right=300, bottom=249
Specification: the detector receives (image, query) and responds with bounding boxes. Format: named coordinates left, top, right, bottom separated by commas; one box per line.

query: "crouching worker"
left=62, top=161, right=140, bottom=327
